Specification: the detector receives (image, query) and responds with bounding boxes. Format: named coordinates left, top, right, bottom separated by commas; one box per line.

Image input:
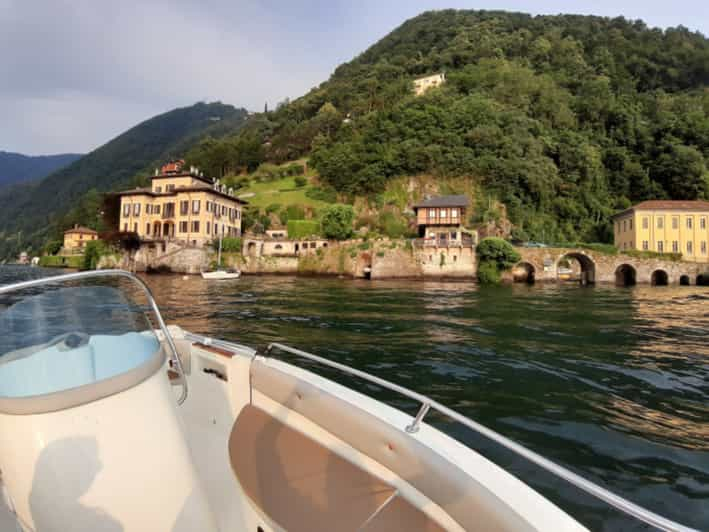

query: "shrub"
left=294, top=176, right=307, bottom=187
left=39, top=255, right=83, bottom=268
left=477, top=238, right=521, bottom=269
left=83, top=240, right=109, bottom=270
left=287, top=220, right=320, bottom=239
left=285, top=163, right=305, bottom=176
left=378, top=211, right=407, bottom=238
left=286, top=204, right=305, bottom=220
left=477, top=261, right=501, bottom=284
left=624, top=249, right=682, bottom=261
left=215, top=237, right=242, bottom=252
left=321, top=204, right=354, bottom=240
left=44, top=240, right=63, bottom=255
left=265, top=203, right=281, bottom=214
left=305, top=187, right=338, bottom=203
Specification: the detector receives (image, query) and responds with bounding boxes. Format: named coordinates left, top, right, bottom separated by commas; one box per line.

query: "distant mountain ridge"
left=0, top=151, right=82, bottom=186
left=0, top=102, right=250, bottom=259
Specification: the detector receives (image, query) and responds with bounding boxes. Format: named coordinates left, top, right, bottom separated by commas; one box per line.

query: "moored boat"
left=0, top=271, right=696, bottom=531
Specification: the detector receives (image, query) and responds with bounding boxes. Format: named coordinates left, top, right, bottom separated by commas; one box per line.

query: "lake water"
left=1, top=266, right=708, bottom=530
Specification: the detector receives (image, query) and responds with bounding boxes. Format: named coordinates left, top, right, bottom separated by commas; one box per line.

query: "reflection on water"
left=1, top=266, right=708, bottom=530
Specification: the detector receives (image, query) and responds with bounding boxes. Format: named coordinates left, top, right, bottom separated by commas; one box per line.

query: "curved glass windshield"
left=0, top=284, right=160, bottom=399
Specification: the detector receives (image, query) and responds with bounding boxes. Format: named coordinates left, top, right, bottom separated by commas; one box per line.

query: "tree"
left=320, top=204, right=355, bottom=240
left=476, top=237, right=521, bottom=284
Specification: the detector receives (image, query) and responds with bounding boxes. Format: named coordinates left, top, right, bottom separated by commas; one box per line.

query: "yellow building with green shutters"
left=612, top=200, right=709, bottom=262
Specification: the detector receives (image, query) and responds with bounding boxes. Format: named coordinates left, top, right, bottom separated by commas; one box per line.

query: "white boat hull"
left=200, top=271, right=240, bottom=280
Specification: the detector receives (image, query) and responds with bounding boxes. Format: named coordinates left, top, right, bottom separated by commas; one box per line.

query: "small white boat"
left=0, top=271, right=694, bottom=532
left=201, top=269, right=240, bottom=280
left=202, top=234, right=240, bottom=280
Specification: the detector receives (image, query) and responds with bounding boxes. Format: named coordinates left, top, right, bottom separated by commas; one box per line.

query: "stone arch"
left=680, top=275, right=691, bottom=286
left=512, top=262, right=536, bottom=284
left=162, top=222, right=173, bottom=239
left=697, top=274, right=709, bottom=286
left=153, top=221, right=162, bottom=237
left=651, top=270, right=668, bottom=286
left=247, top=241, right=257, bottom=256
left=615, top=264, right=636, bottom=287
left=557, top=252, right=595, bottom=284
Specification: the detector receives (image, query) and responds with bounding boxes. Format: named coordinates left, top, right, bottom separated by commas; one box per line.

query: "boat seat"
left=229, top=404, right=443, bottom=532
left=248, top=360, right=535, bottom=532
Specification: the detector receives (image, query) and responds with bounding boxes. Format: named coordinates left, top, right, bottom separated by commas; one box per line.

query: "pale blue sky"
left=1, top=0, right=706, bottom=155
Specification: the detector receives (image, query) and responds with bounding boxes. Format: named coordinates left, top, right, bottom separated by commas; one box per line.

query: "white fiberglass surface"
left=0, top=284, right=159, bottom=398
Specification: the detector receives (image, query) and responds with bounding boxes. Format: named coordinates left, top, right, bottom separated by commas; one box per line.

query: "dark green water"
left=2, top=266, right=708, bottom=530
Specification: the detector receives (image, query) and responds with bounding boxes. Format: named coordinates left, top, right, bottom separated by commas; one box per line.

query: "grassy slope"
left=236, top=175, right=329, bottom=210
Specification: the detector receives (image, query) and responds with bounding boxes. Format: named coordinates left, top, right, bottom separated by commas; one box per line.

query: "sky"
left=1, top=0, right=707, bottom=155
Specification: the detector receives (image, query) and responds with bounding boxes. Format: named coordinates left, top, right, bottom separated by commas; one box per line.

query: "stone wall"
left=109, top=241, right=210, bottom=274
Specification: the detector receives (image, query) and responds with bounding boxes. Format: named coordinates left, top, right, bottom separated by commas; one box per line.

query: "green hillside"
left=225, top=10, right=709, bottom=243
left=0, top=102, right=250, bottom=258
left=0, top=151, right=83, bottom=187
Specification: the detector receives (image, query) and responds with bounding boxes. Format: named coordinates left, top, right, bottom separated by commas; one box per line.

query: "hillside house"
left=413, top=195, right=475, bottom=246
left=116, top=160, right=247, bottom=247
left=63, top=225, right=98, bottom=251
left=413, top=73, right=445, bottom=96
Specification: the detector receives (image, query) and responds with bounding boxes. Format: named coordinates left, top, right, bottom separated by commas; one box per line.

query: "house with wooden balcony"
left=412, top=195, right=476, bottom=247
left=116, top=160, right=247, bottom=247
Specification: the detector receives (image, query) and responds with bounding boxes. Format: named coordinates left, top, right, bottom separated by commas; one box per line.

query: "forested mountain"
left=204, top=10, right=709, bottom=243
left=0, top=102, right=250, bottom=258
left=0, top=151, right=82, bottom=187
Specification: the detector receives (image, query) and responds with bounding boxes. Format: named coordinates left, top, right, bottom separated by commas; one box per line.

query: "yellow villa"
left=612, top=200, right=709, bottom=262
left=63, top=225, right=98, bottom=251
left=117, top=160, right=247, bottom=247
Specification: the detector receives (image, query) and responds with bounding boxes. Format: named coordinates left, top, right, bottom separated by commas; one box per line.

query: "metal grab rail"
left=0, top=270, right=188, bottom=405
left=262, top=342, right=696, bottom=532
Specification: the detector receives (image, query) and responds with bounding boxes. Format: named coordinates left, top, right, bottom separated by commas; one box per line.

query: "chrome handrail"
left=0, top=270, right=188, bottom=404
left=261, top=342, right=696, bottom=532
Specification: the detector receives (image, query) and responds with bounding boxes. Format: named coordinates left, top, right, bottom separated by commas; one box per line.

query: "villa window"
left=179, top=221, right=188, bottom=233
left=440, top=209, right=447, bottom=218
left=629, top=219, right=633, bottom=230
left=164, top=203, right=175, bottom=218
left=657, top=241, right=664, bottom=253
left=123, top=223, right=128, bottom=232
left=133, top=203, right=140, bottom=216
left=642, top=241, right=648, bottom=250
left=133, top=223, right=138, bottom=233
left=206, top=222, right=210, bottom=234
left=687, top=241, right=693, bottom=254
left=657, top=217, right=663, bottom=229
left=701, top=241, right=707, bottom=254
left=192, top=200, right=200, bottom=214
left=686, top=217, right=693, bottom=229
left=180, top=201, right=189, bottom=215
left=146, top=205, right=151, bottom=215
left=222, top=205, right=227, bottom=216
left=237, top=210, right=241, bottom=219
left=191, top=221, right=200, bottom=233
left=672, top=241, right=679, bottom=253
left=154, top=205, right=160, bottom=214
left=155, top=186, right=162, bottom=193
left=642, top=217, right=648, bottom=229
left=146, top=223, right=150, bottom=235
left=701, top=217, right=707, bottom=229
left=166, top=184, right=175, bottom=192
left=622, top=220, right=626, bottom=232
left=672, top=217, right=679, bottom=229
left=123, top=204, right=130, bottom=217
left=451, top=208, right=458, bottom=219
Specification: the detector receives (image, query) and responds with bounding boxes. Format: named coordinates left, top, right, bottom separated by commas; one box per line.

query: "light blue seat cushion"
left=0, top=332, right=158, bottom=398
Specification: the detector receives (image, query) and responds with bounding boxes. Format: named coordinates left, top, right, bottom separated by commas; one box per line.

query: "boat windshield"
left=0, top=283, right=161, bottom=404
